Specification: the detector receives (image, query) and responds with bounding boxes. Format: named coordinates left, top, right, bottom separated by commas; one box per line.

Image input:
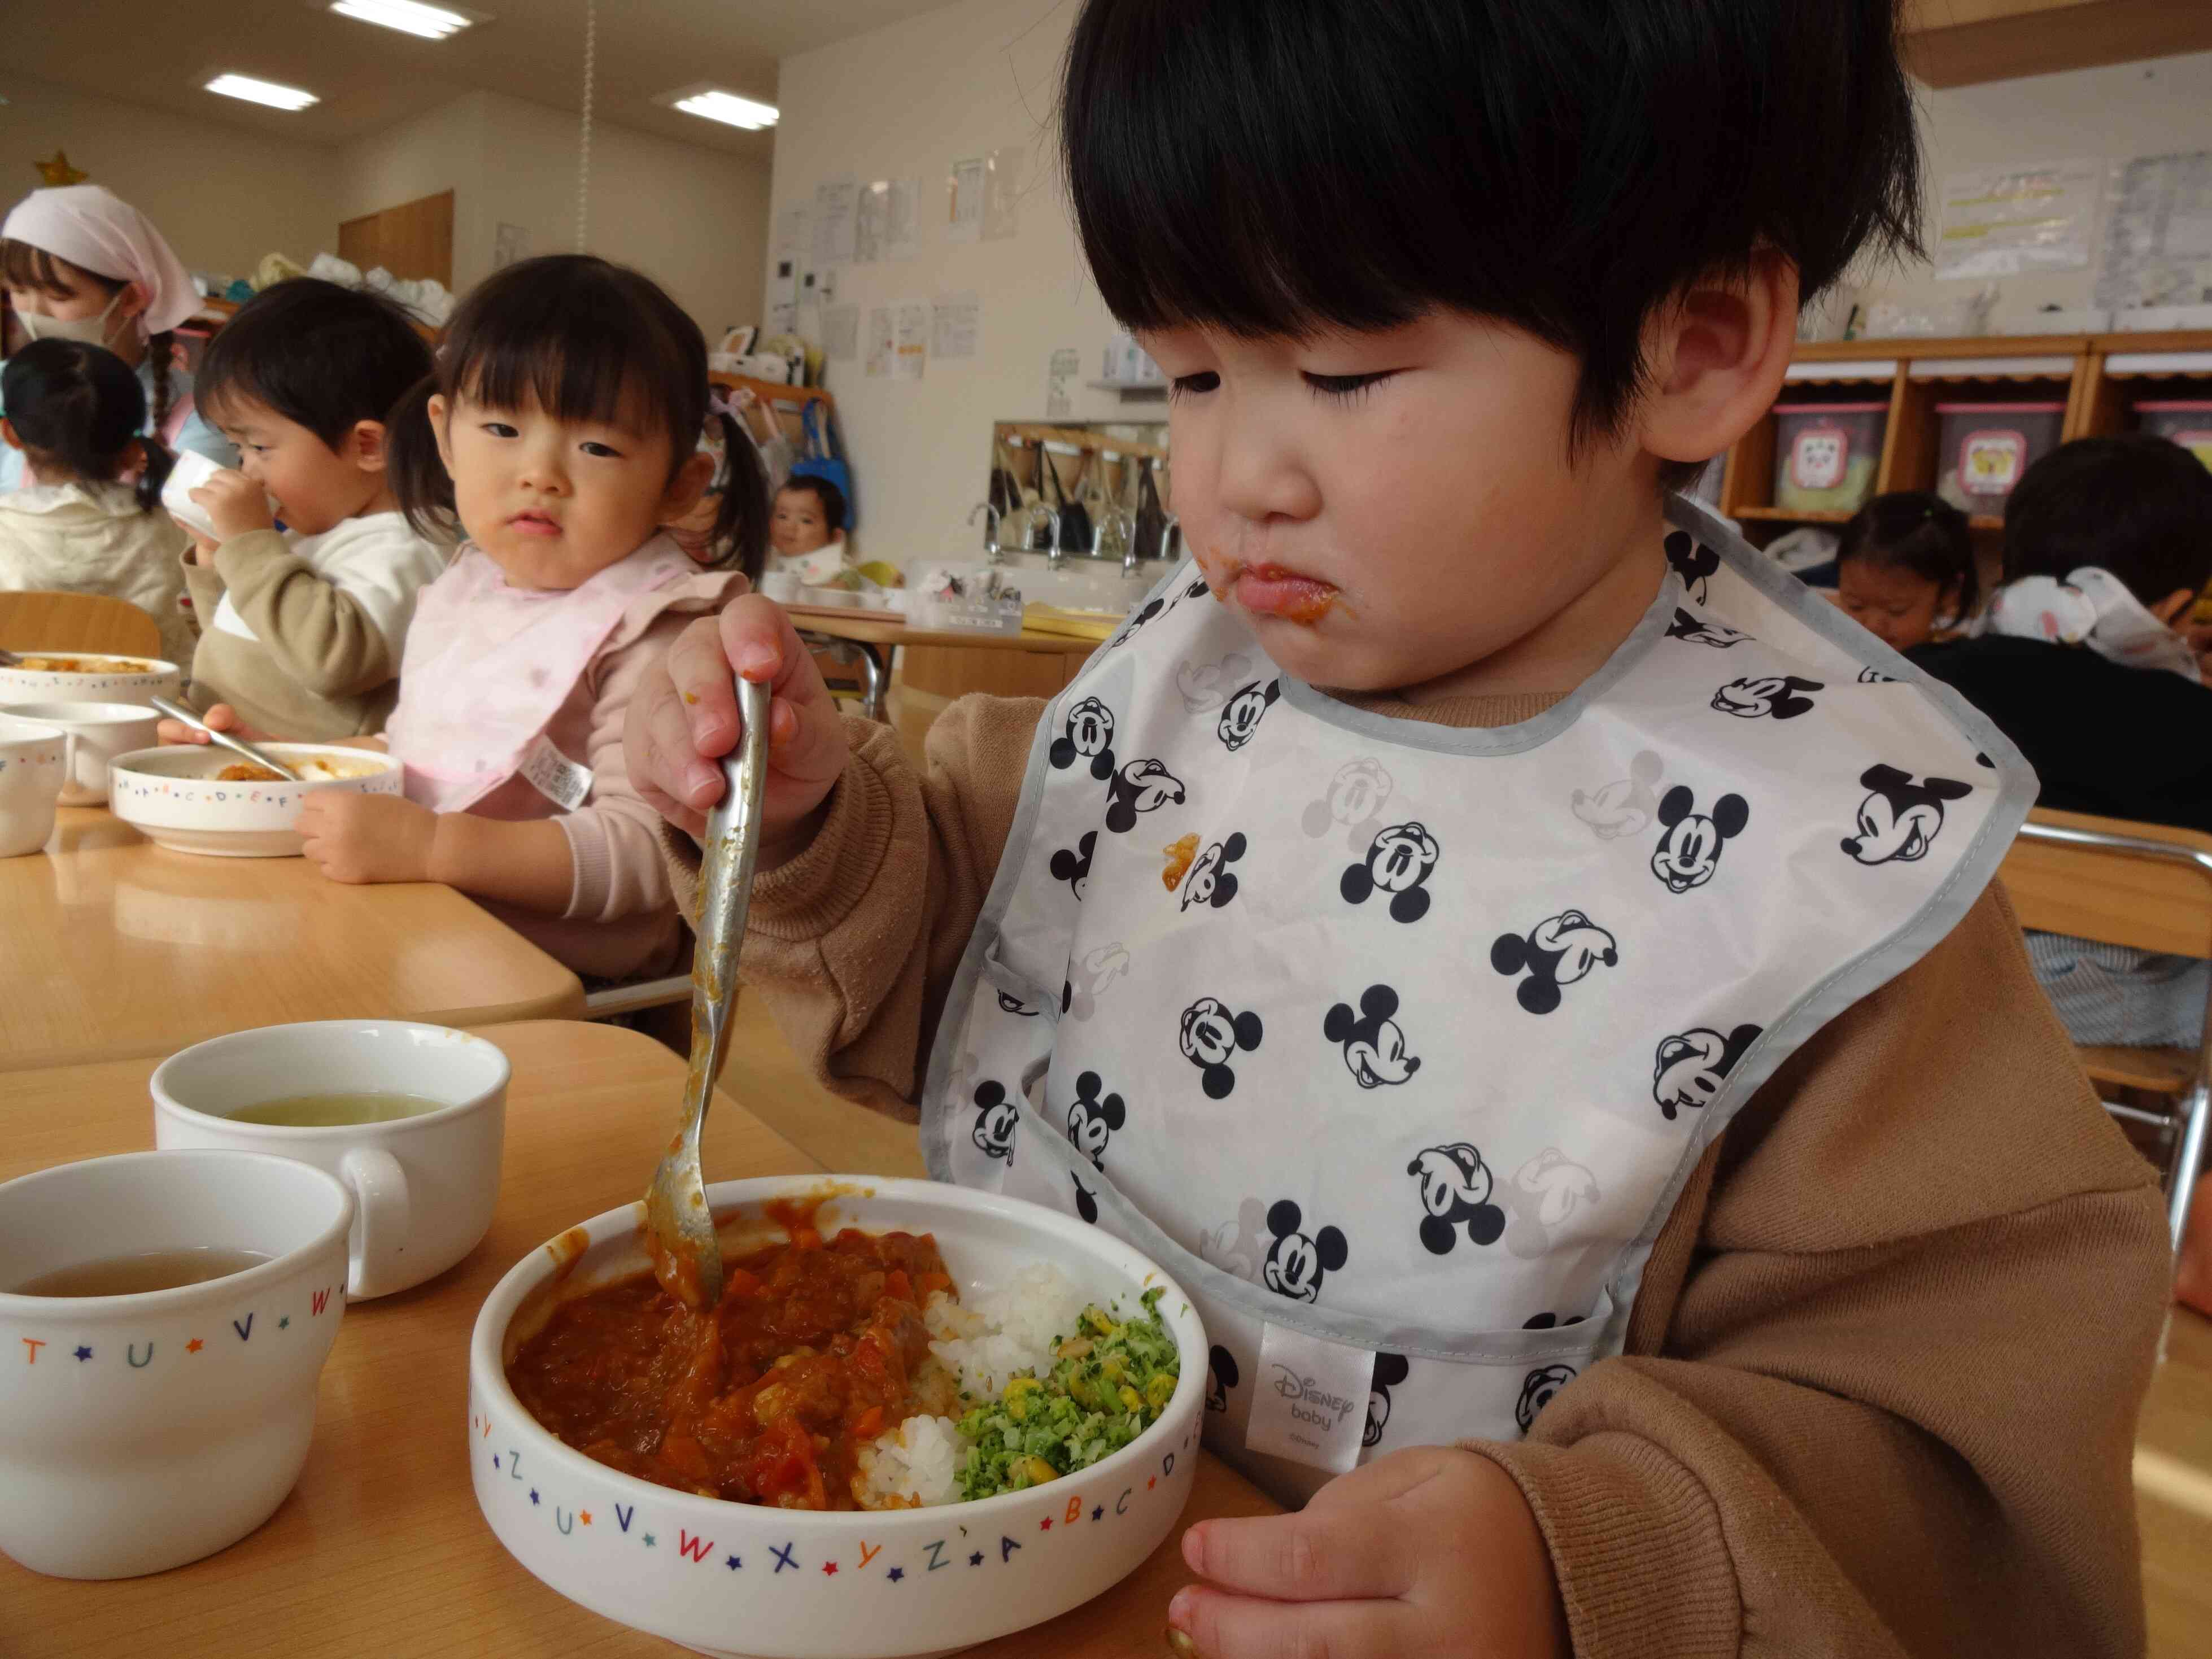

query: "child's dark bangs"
left=1062, top=0, right=1923, bottom=445
left=453, top=324, right=670, bottom=450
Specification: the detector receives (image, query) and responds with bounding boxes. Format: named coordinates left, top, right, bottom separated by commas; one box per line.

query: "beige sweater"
left=666, top=686, right=2171, bottom=1656
left=181, top=513, right=446, bottom=740
left=0, top=482, right=195, bottom=667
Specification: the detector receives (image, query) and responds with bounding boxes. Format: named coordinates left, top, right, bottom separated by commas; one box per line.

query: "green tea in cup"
left=224, top=1093, right=448, bottom=1128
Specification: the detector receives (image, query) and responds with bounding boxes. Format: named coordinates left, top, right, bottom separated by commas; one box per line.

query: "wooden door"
left=338, top=190, right=455, bottom=288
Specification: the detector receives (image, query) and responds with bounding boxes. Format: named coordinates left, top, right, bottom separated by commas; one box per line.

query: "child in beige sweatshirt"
left=178, top=277, right=443, bottom=739
left=620, top=3, right=2173, bottom=1656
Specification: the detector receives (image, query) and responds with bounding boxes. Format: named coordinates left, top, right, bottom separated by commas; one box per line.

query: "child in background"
left=0, top=185, right=235, bottom=490
left=767, top=475, right=849, bottom=584
left=1832, top=490, right=1978, bottom=652
left=180, top=278, right=443, bottom=740
left=0, top=340, right=195, bottom=665
left=1913, top=435, right=2212, bottom=835
left=626, top=3, right=2166, bottom=1654
left=170, top=255, right=765, bottom=983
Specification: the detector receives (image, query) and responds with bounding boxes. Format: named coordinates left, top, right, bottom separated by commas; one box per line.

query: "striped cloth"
left=2022, top=930, right=2209, bottom=1049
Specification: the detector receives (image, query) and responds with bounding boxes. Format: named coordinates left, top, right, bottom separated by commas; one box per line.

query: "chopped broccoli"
left=955, top=1287, right=1179, bottom=1501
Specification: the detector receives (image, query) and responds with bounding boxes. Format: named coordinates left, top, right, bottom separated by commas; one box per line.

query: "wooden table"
left=0, top=807, right=584, bottom=1072
left=0, top=1020, right=1282, bottom=1656
left=784, top=605, right=1104, bottom=721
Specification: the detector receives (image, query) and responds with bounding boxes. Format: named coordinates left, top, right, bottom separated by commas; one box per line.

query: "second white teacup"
left=0, top=700, right=161, bottom=805
left=0, top=711, right=68, bottom=857
left=152, top=1021, right=509, bottom=1299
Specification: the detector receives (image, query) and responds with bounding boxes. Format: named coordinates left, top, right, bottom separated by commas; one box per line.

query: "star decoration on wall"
left=35, top=150, right=88, bottom=187
left=887, top=1566, right=905, bottom=1583
left=185, top=1338, right=204, bottom=1354
left=73, top=1346, right=93, bottom=1362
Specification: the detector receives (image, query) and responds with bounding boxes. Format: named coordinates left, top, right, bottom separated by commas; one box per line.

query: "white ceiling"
left=7, top=0, right=959, bottom=157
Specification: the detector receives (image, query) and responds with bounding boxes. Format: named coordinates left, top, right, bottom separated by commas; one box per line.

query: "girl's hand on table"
left=298, top=791, right=438, bottom=885
left=1167, top=1447, right=1568, bottom=1659
left=623, top=596, right=849, bottom=850
left=155, top=702, right=273, bottom=746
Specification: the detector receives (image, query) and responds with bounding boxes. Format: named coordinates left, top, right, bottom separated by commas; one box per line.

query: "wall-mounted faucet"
left=1157, top=513, right=1181, bottom=566
left=1027, top=507, right=1066, bottom=571
left=967, top=501, right=1003, bottom=563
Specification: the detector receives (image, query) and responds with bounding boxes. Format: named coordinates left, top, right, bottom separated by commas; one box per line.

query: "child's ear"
left=1637, top=249, right=1800, bottom=470
left=427, top=394, right=457, bottom=480
left=0, top=417, right=19, bottom=453
left=348, top=419, right=390, bottom=475
left=659, top=449, right=717, bottom=520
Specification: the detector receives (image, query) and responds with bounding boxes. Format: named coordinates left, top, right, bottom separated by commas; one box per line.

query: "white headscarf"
left=1979, top=566, right=2201, bottom=683
left=1, top=185, right=200, bottom=336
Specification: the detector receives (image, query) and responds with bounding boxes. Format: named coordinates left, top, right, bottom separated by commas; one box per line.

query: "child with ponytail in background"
left=0, top=339, right=195, bottom=665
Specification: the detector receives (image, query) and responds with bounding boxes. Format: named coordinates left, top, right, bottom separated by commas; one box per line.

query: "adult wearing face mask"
left=0, top=184, right=237, bottom=492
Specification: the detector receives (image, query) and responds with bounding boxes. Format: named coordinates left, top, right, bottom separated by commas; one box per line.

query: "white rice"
left=854, top=1261, right=1090, bottom=1509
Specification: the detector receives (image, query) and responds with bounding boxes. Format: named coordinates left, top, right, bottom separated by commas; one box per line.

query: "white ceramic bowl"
left=0, top=1150, right=352, bottom=1579
left=0, top=653, right=181, bottom=709
left=470, top=1177, right=1206, bottom=1659
left=107, top=743, right=403, bottom=857
left=799, top=584, right=865, bottom=609
left=152, top=1021, right=510, bottom=1298
left=0, top=700, right=162, bottom=805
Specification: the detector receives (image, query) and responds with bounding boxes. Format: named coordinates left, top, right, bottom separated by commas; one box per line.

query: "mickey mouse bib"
left=920, top=497, right=2035, bottom=1505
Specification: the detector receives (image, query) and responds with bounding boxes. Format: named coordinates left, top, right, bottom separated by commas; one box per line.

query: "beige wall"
left=1866, top=49, right=2212, bottom=326
left=0, top=73, right=337, bottom=283
left=334, top=90, right=770, bottom=334
left=766, top=0, right=1128, bottom=557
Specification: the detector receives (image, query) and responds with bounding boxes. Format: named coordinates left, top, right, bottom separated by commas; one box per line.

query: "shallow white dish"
left=107, top=743, right=403, bottom=857
left=797, top=585, right=864, bottom=609
left=470, top=1176, right=1205, bottom=1659
left=0, top=653, right=182, bottom=709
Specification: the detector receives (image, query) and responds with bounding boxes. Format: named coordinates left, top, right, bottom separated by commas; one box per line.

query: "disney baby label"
left=1245, top=1320, right=1376, bottom=1474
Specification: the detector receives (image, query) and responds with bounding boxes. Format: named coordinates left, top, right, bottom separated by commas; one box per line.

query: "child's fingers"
left=1180, top=1504, right=1414, bottom=1603
left=641, top=680, right=725, bottom=816
left=201, top=704, right=240, bottom=732
left=156, top=719, right=209, bottom=745
left=1166, top=1586, right=1417, bottom=1659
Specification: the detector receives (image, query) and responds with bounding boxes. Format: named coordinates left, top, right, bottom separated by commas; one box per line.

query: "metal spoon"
left=150, top=696, right=304, bottom=783
left=643, top=674, right=774, bottom=1313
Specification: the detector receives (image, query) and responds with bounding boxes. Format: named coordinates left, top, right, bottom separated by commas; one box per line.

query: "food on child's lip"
left=1234, top=564, right=1337, bottom=623
left=1162, top=832, right=1198, bottom=890
left=215, top=756, right=380, bottom=784
left=11, top=1246, right=270, bottom=1298
left=507, top=1200, right=1176, bottom=1512
left=10, top=656, right=146, bottom=674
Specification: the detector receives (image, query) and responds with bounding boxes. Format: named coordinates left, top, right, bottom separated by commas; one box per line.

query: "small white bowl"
left=0, top=1150, right=352, bottom=1579
left=470, top=1177, right=1206, bottom=1659
left=107, top=743, right=403, bottom=857
left=0, top=653, right=182, bottom=709
left=0, top=700, right=162, bottom=805
left=799, top=584, right=865, bottom=609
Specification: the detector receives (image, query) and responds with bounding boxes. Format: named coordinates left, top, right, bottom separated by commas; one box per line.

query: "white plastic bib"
left=921, top=498, right=2034, bottom=1504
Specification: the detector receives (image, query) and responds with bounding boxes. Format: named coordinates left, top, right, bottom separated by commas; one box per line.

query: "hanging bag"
left=791, top=400, right=857, bottom=530
left=1049, top=443, right=1093, bottom=553
left=1134, top=455, right=1168, bottom=562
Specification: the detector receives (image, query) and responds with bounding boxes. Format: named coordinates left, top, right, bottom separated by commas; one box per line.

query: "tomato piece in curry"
left=507, top=1201, right=958, bottom=1510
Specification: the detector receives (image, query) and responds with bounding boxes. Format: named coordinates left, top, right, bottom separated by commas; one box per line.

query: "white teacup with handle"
left=152, top=1021, right=509, bottom=1299
left=0, top=711, right=69, bottom=855
left=0, top=700, right=160, bottom=805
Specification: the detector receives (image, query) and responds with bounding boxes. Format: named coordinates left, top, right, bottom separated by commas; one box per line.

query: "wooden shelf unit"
left=1719, top=328, right=2212, bottom=533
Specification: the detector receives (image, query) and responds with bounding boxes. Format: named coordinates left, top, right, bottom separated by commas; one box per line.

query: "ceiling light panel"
left=329, top=0, right=477, bottom=40
left=669, top=89, right=779, bottom=130
left=204, top=73, right=320, bottom=111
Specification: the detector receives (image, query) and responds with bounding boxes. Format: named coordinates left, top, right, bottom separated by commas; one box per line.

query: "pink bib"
left=387, top=535, right=695, bottom=812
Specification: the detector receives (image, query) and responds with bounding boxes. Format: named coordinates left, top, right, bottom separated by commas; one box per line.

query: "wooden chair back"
left=0, top=591, right=164, bottom=660
left=2000, top=807, right=2212, bottom=961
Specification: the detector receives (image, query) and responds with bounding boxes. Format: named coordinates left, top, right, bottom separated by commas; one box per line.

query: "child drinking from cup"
left=179, top=278, right=446, bottom=739
left=1833, top=490, right=1978, bottom=652
left=170, top=255, right=765, bottom=981
left=0, top=340, right=195, bottom=665
left=627, top=3, right=2170, bottom=1654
